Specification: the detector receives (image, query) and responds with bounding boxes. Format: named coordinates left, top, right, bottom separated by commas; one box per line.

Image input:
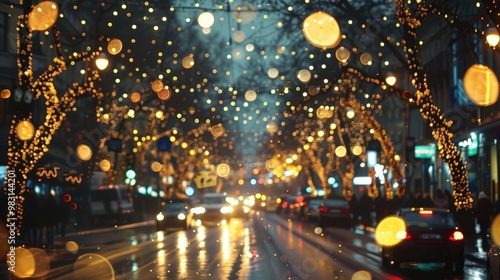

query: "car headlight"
left=220, top=206, right=233, bottom=214
left=177, top=213, right=186, bottom=220
left=156, top=212, right=165, bottom=221
left=191, top=207, right=206, bottom=214
left=243, top=206, right=250, bottom=213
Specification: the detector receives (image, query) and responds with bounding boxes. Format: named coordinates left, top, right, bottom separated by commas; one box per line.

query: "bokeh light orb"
left=266, top=122, right=278, bottom=134
left=233, top=30, right=246, bottom=43
left=99, top=160, right=111, bottom=172
left=198, top=12, right=215, bottom=28
left=211, top=124, right=225, bottom=137
left=491, top=215, right=500, bottom=245
left=16, top=120, right=35, bottom=141
left=374, top=216, right=406, bottom=246
left=360, top=53, right=373, bottom=65
left=463, top=64, right=499, bottom=106
left=76, top=144, right=92, bottom=161
left=1, top=89, right=11, bottom=98
left=216, top=163, right=231, bottom=177
left=351, top=145, right=363, bottom=156
left=308, top=85, right=320, bottom=96
left=72, top=254, right=114, bottom=280
left=28, top=248, right=50, bottom=278
left=151, top=161, right=161, bottom=172
left=335, top=46, right=350, bottom=62
left=297, top=69, right=312, bottom=83
left=232, top=2, right=256, bottom=24
left=8, top=247, right=35, bottom=278
left=335, top=146, right=347, bottom=157
left=265, top=159, right=278, bottom=171
left=182, top=55, right=195, bottom=69
left=352, top=270, right=372, bottom=280
left=268, top=68, right=279, bottom=79
left=302, top=11, right=342, bottom=49
left=157, top=87, right=172, bottom=100
left=28, top=1, right=59, bottom=31
left=151, top=79, right=164, bottom=92
left=130, top=91, right=141, bottom=103
left=107, top=38, right=123, bottom=55
left=244, top=89, right=257, bottom=101
left=65, top=241, right=80, bottom=254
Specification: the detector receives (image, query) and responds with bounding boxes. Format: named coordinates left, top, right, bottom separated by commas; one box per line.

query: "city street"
left=6, top=210, right=486, bottom=280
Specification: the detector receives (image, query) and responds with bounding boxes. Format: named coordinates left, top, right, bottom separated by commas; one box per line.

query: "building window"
left=0, top=13, right=6, bottom=52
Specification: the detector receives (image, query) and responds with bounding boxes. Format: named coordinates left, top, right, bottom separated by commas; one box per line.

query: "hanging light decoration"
left=95, top=53, right=109, bottom=70
left=15, top=120, right=35, bottom=141
left=107, top=38, right=123, bottom=55
left=486, top=27, right=500, bottom=49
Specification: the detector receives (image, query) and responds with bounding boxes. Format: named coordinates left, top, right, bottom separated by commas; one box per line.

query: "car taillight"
left=396, top=230, right=412, bottom=240
left=449, top=230, right=464, bottom=241
left=418, top=209, right=433, bottom=215
left=282, top=201, right=288, bottom=208
left=319, top=206, right=329, bottom=213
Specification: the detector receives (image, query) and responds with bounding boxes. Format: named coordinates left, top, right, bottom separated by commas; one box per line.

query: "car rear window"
left=403, top=211, right=457, bottom=227
left=163, top=203, right=186, bottom=211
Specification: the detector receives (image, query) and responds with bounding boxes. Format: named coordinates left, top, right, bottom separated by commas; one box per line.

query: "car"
left=155, top=200, right=193, bottom=231
left=379, top=208, right=465, bottom=272
left=487, top=244, right=500, bottom=280
left=89, top=184, right=134, bottom=225
left=304, top=197, right=325, bottom=221
left=191, top=192, right=233, bottom=224
left=317, top=198, right=352, bottom=228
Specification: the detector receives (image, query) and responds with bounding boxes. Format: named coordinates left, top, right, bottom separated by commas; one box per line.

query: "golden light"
left=346, top=109, right=355, bottom=119
left=268, top=68, right=279, bottom=79
left=266, top=159, right=278, bottom=171
left=65, top=241, right=80, bottom=254
left=151, top=161, right=162, bottom=172
left=297, top=69, right=312, bottom=83
left=182, top=55, right=195, bottom=69
left=27, top=1, right=59, bottom=31
left=335, top=46, right=350, bottom=62
left=1, top=89, right=11, bottom=98
left=374, top=216, right=406, bottom=246
left=95, top=53, right=109, bottom=70
left=15, top=120, right=35, bottom=141
left=130, top=91, right=141, bottom=103
left=360, top=53, right=373, bottom=65
left=107, top=38, right=123, bottom=55
left=385, top=73, right=397, bottom=86
left=8, top=247, right=34, bottom=278
left=211, top=124, right=225, bottom=137
left=463, top=64, right=499, bottom=106
left=352, top=144, right=363, bottom=156
left=76, top=144, right=92, bottom=161
left=302, top=11, right=342, bottom=49
left=151, top=79, right=164, bottom=92
left=27, top=248, right=50, bottom=278
left=155, top=111, right=164, bottom=119
left=335, top=146, right=347, bottom=157
left=72, top=254, right=115, bottom=280
left=351, top=270, right=372, bottom=280
left=99, top=159, right=111, bottom=171
left=266, top=122, right=278, bottom=134
left=157, top=87, right=172, bottom=100
left=197, top=12, right=215, bottom=28
left=486, top=27, right=500, bottom=48
left=244, top=89, right=257, bottom=101
left=491, top=215, right=500, bottom=245
left=216, top=163, right=231, bottom=177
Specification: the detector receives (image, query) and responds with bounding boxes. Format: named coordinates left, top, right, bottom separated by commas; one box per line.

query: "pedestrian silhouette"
left=475, top=191, right=493, bottom=251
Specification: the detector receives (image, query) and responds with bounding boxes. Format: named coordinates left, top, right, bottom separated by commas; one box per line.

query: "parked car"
left=379, top=208, right=465, bottom=272
left=304, top=197, right=325, bottom=221
left=487, top=244, right=500, bottom=280
left=191, top=192, right=233, bottom=223
left=156, top=200, right=193, bottom=231
left=317, top=198, right=352, bottom=228
left=90, top=184, right=134, bottom=225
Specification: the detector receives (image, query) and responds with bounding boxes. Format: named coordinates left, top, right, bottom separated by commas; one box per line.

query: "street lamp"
left=486, top=27, right=500, bottom=49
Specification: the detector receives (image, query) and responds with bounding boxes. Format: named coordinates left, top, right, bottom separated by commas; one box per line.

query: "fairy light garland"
left=7, top=13, right=105, bottom=234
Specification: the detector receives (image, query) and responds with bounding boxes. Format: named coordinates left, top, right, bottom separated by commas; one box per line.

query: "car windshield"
left=162, top=203, right=186, bottom=212
left=402, top=211, right=457, bottom=227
